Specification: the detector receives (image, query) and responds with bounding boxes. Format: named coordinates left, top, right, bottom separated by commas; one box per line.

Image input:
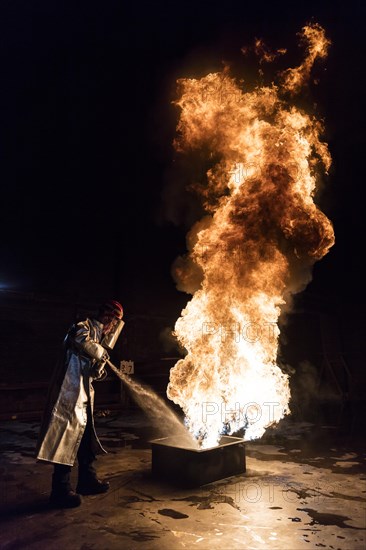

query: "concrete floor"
left=0, top=409, right=365, bottom=550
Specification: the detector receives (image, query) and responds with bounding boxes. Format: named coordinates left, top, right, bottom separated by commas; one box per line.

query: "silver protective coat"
left=36, top=318, right=108, bottom=466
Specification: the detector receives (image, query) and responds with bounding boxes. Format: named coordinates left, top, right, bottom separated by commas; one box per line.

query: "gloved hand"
left=91, top=359, right=108, bottom=380
left=101, top=349, right=110, bottom=363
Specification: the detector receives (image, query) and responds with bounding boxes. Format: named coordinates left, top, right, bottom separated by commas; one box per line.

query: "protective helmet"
left=99, top=300, right=123, bottom=319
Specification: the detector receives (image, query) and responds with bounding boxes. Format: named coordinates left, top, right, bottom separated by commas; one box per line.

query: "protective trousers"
left=52, top=404, right=96, bottom=495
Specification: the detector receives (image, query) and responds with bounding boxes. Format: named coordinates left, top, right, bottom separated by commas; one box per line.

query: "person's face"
left=101, top=315, right=119, bottom=334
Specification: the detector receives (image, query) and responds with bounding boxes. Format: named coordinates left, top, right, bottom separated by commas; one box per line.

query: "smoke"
left=289, top=359, right=345, bottom=423
left=159, top=326, right=182, bottom=355
left=290, top=360, right=320, bottom=416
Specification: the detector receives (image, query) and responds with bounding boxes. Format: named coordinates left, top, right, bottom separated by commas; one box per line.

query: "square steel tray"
left=151, top=435, right=246, bottom=487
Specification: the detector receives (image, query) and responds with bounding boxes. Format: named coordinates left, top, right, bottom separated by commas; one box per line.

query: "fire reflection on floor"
left=0, top=412, right=365, bottom=550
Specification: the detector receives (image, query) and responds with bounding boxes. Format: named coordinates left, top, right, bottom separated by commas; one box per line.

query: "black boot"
left=50, top=489, right=82, bottom=508
left=50, top=464, right=82, bottom=508
left=76, top=464, right=110, bottom=495
left=76, top=477, right=109, bottom=495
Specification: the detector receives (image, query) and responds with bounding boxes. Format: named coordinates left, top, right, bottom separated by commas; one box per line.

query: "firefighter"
left=35, top=300, right=124, bottom=508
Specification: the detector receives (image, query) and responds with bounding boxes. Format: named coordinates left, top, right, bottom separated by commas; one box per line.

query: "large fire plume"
left=167, top=24, right=335, bottom=448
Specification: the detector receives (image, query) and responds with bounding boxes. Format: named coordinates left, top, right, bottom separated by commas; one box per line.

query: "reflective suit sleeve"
left=73, top=321, right=108, bottom=361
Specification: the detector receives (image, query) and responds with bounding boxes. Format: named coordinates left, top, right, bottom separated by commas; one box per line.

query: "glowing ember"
left=167, top=23, right=335, bottom=448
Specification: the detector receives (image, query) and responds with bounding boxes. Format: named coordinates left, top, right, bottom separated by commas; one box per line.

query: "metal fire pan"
left=151, top=435, right=246, bottom=487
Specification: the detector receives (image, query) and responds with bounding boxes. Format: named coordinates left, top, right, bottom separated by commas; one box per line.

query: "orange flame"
left=167, top=24, right=335, bottom=448
left=281, top=23, right=331, bottom=94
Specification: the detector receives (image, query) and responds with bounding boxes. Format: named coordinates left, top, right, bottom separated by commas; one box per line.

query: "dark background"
left=0, top=1, right=365, bottom=410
